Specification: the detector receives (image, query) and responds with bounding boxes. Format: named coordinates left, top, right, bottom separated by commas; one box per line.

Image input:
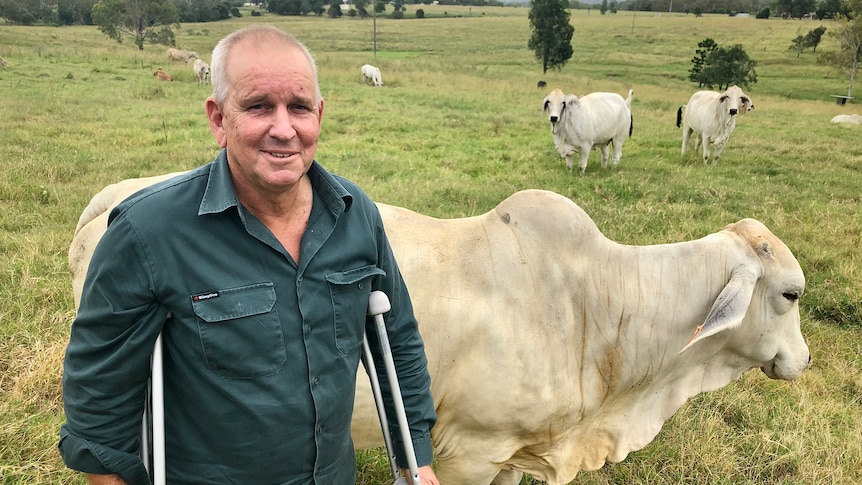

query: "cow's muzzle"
left=729, top=109, right=738, bottom=115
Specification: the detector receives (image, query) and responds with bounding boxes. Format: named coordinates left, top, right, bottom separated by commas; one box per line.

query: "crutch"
left=363, top=290, right=422, bottom=485
left=141, top=331, right=166, bottom=485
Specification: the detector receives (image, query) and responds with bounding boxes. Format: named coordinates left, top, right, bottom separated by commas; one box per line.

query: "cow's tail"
left=676, top=105, right=685, bottom=128
left=629, top=113, right=634, bottom=137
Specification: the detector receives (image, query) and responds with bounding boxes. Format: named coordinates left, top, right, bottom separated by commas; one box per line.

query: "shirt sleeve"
left=59, top=208, right=166, bottom=485
left=368, top=208, right=437, bottom=468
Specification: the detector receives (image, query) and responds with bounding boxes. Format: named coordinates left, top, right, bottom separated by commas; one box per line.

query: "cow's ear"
left=543, top=98, right=550, bottom=113
left=566, top=94, right=579, bottom=107
left=719, top=94, right=729, bottom=103
left=679, top=265, right=759, bottom=353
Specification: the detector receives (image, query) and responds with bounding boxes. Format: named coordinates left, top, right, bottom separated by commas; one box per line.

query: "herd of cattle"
left=541, top=83, right=755, bottom=173
left=152, top=48, right=210, bottom=85
left=359, top=65, right=767, bottom=172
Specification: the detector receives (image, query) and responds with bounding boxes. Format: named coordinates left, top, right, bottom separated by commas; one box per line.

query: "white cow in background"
left=542, top=88, right=633, bottom=174
left=70, top=180, right=809, bottom=485
left=167, top=48, right=198, bottom=63
left=830, top=114, right=862, bottom=124
left=677, top=85, right=754, bottom=165
left=361, top=64, right=383, bottom=87
left=193, top=58, right=210, bottom=85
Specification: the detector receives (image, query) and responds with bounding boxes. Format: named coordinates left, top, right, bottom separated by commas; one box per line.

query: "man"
left=60, top=25, right=439, bottom=485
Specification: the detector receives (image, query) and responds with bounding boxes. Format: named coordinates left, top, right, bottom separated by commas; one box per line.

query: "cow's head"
left=719, top=85, right=753, bottom=117
left=542, top=88, right=579, bottom=134
left=680, top=219, right=809, bottom=381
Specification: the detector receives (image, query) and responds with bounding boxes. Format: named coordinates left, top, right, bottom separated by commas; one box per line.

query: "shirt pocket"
left=325, top=265, right=386, bottom=357
left=192, top=282, right=286, bottom=379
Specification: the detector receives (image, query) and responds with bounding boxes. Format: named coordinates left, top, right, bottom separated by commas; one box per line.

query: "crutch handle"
left=367, top=290, right=392, bottom=316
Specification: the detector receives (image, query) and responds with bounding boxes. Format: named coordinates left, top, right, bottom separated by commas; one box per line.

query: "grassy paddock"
left=1, top=9, right=860, bottom=485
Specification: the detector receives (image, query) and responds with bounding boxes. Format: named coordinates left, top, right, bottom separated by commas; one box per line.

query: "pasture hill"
left=0, top=8, right=860, bottom=485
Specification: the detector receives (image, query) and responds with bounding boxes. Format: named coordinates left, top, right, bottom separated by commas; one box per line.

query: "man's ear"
left=205, top=97, right=227, bottom=148
left=317, top=98, right=325, bottom=126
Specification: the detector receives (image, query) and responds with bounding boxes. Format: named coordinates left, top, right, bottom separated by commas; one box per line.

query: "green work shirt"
left=59, top=150, right=436, bottom=484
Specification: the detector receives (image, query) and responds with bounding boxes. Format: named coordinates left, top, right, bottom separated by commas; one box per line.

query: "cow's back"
left=683, top=90, right=723, bottom=134
left=353, top=191, right=608, bottom=449
left=572, top=92, right=631, bottom=142
left=69, top=172, right=186, bottom=309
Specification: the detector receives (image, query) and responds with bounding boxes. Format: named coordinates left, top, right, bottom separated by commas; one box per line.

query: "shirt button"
left=305, top=326, right=312, bottom=335
left=313, top=377, right=320, bottom=386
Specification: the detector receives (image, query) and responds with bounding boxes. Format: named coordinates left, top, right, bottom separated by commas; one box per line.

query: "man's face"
left=206, top=39, right=324, bottom=194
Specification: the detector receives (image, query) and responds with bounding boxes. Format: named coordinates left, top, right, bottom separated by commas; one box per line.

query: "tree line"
left=0, top=0, right=854, bottom=25
left=570, top=0, right=849, bottom=19
left=0, top=0, right=510, bottom=25
left=0, top=0, right=242, bottom=25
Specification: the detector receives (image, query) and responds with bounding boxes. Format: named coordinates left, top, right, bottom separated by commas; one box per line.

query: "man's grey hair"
left=209, top=25, right=321, bottom=105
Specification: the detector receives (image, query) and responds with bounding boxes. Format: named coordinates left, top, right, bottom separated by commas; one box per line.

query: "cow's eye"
left=782, top=292, right=799, bottom=301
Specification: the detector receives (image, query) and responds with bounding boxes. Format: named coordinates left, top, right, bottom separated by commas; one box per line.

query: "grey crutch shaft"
left=365, top=290, right=422, bottom=485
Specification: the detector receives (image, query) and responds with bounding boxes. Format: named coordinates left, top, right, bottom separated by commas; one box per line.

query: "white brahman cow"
left=361, top=64, right=383, bottom=87
left=70, top=179, right=809, bottom=485
left=166, top=47, right=198, bottom=63
left=677, top=85, right=754, bottom=165
left=542, top=88, right=633, bottom=174
left=830, top=114, right=862, bottom=124
left=193, top=58, right=210, bottom=85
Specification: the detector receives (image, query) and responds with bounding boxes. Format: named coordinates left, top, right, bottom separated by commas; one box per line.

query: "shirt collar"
left=198, top=149, right=353, bottom=216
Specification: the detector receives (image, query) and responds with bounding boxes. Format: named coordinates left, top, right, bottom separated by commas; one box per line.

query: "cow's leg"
left=611, top=138, right=624, bottom=168
left=700, top=135, right=711, bottom=165
left=491, top=469, right=524, bottom=485
left=599, top=144, right=610, bottom=169
left=564, top=154, right=574, bottom=173
left=436, top=455, right=506, bottom=485
left=712, top=141, right=726, bottom=166
left=577, top=148, right=591, bottom=174
left=681, top=127, right=691, bottom=155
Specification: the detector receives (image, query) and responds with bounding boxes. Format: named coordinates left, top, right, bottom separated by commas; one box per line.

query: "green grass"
left=1, top=8, right=861, bottom=484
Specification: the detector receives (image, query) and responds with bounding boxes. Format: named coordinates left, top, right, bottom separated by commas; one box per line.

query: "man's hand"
left=401, top=465, right=439, bottom=485
left=86, top=474, right=127, bottom=485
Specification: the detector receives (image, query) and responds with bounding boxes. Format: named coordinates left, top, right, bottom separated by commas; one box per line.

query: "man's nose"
left=270, top=107, right=297, bottom=138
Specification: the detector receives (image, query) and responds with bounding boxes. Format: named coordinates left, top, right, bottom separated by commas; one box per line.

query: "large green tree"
left=528, top=0, right=574, bottom=74
left=689, top=39, right=757, bottom=90
left=91, top=0, right=180, bottom=50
